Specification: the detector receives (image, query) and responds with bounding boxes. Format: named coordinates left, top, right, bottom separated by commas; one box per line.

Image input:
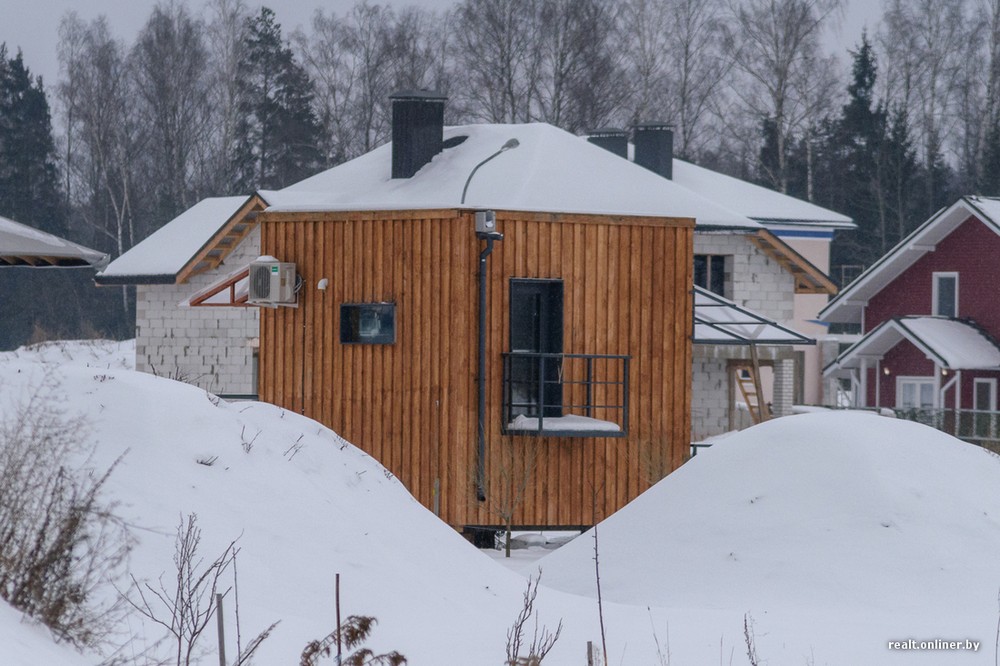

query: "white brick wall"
left=692, top=232, right=798, bottom=439
left=135, top=227, right=261, bottom=395
left=694, top=233, right=795, bottom=322
left=692, top=355, right=729, bottom=438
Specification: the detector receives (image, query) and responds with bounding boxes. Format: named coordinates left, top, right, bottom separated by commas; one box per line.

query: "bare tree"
left=126, top=514, right=237, bottom=666
left=879, top=0, right=967, bottom=212
left=622, top=0, right=731, bottom=158
left=505, top=570, right=562, bottom=665
left=453, top=0, right=543, bottom=123
left=531, top=0, right=625, bottom=133
left=298, top=3, right=446, bottom=165
left=665, top=0, right=732, bottom=158
left=202, top=0, right=250, bottom=194
left=724, top=0, right=843, bottom=192
left=132, top=1, right=212, bottom=217
left=58, top=12, right=145, bottom=315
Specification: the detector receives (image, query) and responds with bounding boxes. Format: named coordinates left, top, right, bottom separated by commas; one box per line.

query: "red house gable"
left=821, top=196, right=1000, bottom=417
left=865, top=214, right=1000, bottom=334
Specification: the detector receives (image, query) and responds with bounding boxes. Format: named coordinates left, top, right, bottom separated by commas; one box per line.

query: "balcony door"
left=509, top=279, right=563, bottom=417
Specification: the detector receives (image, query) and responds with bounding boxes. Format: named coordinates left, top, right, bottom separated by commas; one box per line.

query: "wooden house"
left=97, top=92, right=815, bottom=530
left=247, top=93, right=772, bottom=530
left=821, top=196, right=1000, bottom=440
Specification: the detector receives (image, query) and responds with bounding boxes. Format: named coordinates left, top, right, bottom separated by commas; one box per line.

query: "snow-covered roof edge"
left=672, top=158, right=855, bottom=229
left=0, top=215, right=107, bottom=268
left=824, top=315, right=1000, bottom=375
left=97, top=194, right=265, bottom=285
left=819, top=196, right=1000, bottom=323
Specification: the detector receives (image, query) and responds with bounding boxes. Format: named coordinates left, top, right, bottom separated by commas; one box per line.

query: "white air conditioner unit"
left=248, top=259, right=297, bottom=306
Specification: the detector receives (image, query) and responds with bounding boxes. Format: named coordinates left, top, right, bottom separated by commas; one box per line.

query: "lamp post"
left=461, top=138, right=520, bottom=204
left=466, top=139, right=518, bottom=502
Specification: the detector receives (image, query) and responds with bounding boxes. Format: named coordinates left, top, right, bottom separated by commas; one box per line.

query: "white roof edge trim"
left=824, top=316, right=1000, bottom=375
left=820, top=197, right=998, bottom=322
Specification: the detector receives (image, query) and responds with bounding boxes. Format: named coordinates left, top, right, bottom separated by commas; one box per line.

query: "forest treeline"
left=0, top=0, right=996, bottom=347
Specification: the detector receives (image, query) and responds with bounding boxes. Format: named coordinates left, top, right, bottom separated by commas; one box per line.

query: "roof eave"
left=175, top=193, right=268, bottom=284
left=94, top=273, right=177, bottom=286
left=820, top=197, right=994, bottom=321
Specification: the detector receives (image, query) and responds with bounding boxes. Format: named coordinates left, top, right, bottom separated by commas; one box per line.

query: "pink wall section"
left=865, top=216, right=1000, bottom=334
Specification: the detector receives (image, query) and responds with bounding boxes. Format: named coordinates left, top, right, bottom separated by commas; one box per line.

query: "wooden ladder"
left=734, top=343, right=768, bottom=425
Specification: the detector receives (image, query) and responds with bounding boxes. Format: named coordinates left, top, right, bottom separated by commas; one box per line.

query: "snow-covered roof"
left=99, top=124, right=767, bottom=285
left=0, top=215, right=106, bottom=268
left=693, top=286, right=814, bottom=345
left=821, top=196, right=1000, bottom=323
left=672, top=159, right=854, bottom=230
left=97, top=196, right=253, bottom=283
left=265, top=123, right=760, bottom=227
left=824, top=316, right=1000, bottom=374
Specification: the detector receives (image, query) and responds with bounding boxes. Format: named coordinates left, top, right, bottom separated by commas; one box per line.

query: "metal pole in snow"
left=216, top=593, right=226, bottom=666
left=336, top=573, right=342, bottom=665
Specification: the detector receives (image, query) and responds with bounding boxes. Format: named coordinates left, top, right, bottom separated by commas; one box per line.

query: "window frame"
left=896, top=375, right=936, bottom=410
left=694, top=254, right=729, bottom=298
left=340, top=303, right=397, bottom=345
left=932, top=271, right=958, bottom=317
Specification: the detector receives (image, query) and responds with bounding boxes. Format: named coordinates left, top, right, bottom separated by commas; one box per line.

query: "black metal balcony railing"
left=501, top=352, right=630, bottom=437
left=896, top=408, right=1000, bottom=447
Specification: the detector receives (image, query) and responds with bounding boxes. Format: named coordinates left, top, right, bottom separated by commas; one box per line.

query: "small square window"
left=340, top=303, right=396, bottom=344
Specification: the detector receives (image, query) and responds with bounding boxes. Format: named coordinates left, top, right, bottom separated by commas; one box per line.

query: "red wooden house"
left=821, top=196, right=1000, bottom=439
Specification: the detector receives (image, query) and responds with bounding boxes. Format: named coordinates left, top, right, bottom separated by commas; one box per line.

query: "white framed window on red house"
left=932, top=271, right=958, bottom=317
left=897, top=376, right=935, bottom=410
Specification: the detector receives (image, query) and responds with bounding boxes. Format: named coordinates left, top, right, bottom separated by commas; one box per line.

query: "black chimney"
left=390, top=90, right=448, bottom=179
left=633, top=123, right=674, bottom=180
left=587, top=128, right=629, bottom=159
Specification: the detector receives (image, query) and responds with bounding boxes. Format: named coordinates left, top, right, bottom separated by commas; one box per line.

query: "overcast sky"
left=0, top=0, right=882, bottom=98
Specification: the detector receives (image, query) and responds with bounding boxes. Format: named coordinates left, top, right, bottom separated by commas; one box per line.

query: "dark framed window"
left=694, top=254, right=728, bottom=297
left=508, top=279, right=564, bottom=418
left=340, top=303, right=396, bottom=344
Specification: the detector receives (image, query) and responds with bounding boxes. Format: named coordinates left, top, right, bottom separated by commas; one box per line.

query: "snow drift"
left=3, top=343, right=1000, bottom=664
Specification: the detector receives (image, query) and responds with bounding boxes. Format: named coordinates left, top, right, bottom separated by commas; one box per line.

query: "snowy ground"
left=1, top=341, right=999, bottom=664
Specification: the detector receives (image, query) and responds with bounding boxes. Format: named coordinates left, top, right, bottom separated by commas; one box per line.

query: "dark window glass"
left=340, top=303, right=396, bottom=344
left=509, top=279, right=563, bottom=417
left=694, top=254, right=727, bottom=297
left=934, top=275, right=957, bottom=317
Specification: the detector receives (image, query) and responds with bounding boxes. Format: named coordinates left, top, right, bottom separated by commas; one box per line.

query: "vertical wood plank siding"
left=259, top=209, right=693, bottom=528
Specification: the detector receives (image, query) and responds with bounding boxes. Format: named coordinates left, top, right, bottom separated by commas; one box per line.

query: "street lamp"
left=461, top=138, right=520, bottom=204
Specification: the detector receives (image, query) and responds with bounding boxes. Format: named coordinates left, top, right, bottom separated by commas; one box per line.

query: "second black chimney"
left=633, top=123, right=674, bottom=180
left=586, top=128, right=629, bottom=159
left=391, top=90, right=448, bottom=179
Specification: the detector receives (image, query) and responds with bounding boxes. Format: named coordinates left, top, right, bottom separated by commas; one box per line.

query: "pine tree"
left=0, top=46, right=61, bottom=233
left=0, top=45, right=90, bottom=349
left=232, top=7, right=323, bottom=191
left=824, top=33, right=886, bottom=273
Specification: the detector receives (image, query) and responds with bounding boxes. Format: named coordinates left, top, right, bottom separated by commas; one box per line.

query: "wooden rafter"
left=188, top=267, right=250, bottom=307
left=748, top=229, right=838, bottom=295
left=175, top=194, right=267, bottom=284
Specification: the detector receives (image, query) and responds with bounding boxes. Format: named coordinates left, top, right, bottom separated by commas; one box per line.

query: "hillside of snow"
left=2, top=342, right=1000, bottom=664
left=540, top=410, right=1000, bottom=662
